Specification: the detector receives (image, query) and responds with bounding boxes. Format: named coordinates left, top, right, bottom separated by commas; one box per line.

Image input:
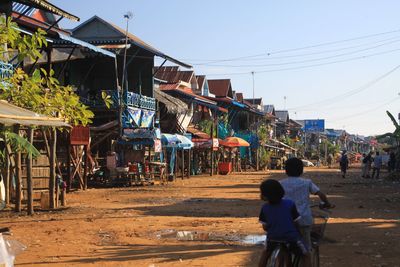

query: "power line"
left=328, top=97, right=399, bottom=122
left=196, top=38, right=400, bottom=68
left=288, top=64, right=400, bottom=111
left=227, top=35, right=400, bottom=62
left=182, top=28, right=400, bottom=64
left=204, top=47, right=400, bottom=76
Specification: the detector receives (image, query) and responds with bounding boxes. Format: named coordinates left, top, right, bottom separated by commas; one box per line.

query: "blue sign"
left=304, top=119, right=325, bottom=132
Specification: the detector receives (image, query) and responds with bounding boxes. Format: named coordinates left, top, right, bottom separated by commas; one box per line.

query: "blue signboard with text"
left=304, top=119, right=325, bottom=132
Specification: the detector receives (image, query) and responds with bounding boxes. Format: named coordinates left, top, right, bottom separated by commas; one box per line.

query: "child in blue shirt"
left=258, top=179, right=310, bottom=267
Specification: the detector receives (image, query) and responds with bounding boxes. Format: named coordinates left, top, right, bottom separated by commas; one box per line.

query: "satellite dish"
left=124, top=11, right=133, bottom=20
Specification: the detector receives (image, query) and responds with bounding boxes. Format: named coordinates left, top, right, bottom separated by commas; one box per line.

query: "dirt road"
left=1, top=167, right=399, bottom=266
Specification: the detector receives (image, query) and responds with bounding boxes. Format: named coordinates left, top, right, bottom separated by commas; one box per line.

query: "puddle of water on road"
left=240, top=234, right=266, bottom=245
left=155, top=229, right=265, bottom=246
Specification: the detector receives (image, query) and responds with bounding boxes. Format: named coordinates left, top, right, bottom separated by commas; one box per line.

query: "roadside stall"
left=0, top=100, right=70, bottom=214
left=218, top=137, right=250, bottom=174
left=161, top=133, right=193, bottom=180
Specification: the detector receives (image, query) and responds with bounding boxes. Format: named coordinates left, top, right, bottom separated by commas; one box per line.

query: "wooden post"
left=67, top=143, right=71, bottom=191
left=14, top=125, right=22, bottom=212
left=27, top=127, right=34, bottom=215
left=256, top=147, right=260, bottom=171
left=174, top=148, right=177, bottom=180
left=181, top=149, right=185, bottom=179
left=187, top=150, right=191, bottom=178
left=83, top=145, right=88, bottom=190
left=5, top=148, right=10, bottom=205
left=49, top=128, right=56, bottom=209
left=210, top=114, right=215, bottom=176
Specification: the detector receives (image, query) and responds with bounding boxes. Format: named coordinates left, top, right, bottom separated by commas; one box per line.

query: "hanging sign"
left=212, top=138, right=219, bottom=150
left=154, top=139, right=162, bottom=153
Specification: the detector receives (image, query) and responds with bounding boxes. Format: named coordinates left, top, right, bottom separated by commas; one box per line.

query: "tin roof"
left=154, top=66, right=195, bottom=84
left=263, top=105, right=275, bottom=114
left=72, top=16, right=191, bottom=68
left=207, top=79, right=232, bottom=98
left=13, top=0, right=79, bottom=21
left=275, top=110, right=290, bottom=123
left=244, top=98, right=262, bottom=105
left=0, top=100, right=70, bottom=127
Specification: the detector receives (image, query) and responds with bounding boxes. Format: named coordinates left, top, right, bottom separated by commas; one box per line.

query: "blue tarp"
left=161, top=134, right=180, bottom=147
left=176, top=134, right=194, bottom=149
left=161, top=134, right=193, bottom=149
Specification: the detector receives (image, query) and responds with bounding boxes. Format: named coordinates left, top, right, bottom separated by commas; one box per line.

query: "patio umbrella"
left=220, top=137, right=250, bottom=147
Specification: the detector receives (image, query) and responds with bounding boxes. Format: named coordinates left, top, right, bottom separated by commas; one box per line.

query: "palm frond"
left=386, top=111, right=399, bottom=128
left=5, top=132, right=40, bottom=158
left=376, top=132, right=394, bottom=140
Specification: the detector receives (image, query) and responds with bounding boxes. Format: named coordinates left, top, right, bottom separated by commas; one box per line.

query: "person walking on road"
left=388, top=151, right=396, bottom=172
left=362, top=152, right=373, bottom=178
left=339, top=151, right=349, bottom=178
left=372, top=151, right=382, bottom=179
left=327, top=153, right=334, bottom=168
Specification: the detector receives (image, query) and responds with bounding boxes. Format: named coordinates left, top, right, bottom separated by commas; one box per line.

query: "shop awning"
left=161, top=133, right=193, bottom=149
left=161, top=133, right=180, bottom=147
left=176, top=134, right=193, bottom=150
left=0, top=100, right=70, bottom=127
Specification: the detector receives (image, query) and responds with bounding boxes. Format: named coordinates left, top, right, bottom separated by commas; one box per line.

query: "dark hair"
left=285, top=157, right=304, bottom=177
left=376, top=151, right=380, bottom=155
left=260, top=179, right=285, bottom=204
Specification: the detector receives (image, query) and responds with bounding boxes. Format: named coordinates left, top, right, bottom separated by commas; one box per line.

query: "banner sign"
left=140, top=110, right=155, bottom=128
left=304, top=119, right=325, bottom=132
left=213, top=138, right=219, bottom=149
left=127, top=107, right=142, bottom=127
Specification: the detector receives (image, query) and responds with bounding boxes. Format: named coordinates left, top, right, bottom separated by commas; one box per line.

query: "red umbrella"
left=220, top=137, right=250, bottom=147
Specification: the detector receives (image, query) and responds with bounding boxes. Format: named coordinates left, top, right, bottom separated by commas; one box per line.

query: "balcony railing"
left=80, top=90, right=156, bottom=111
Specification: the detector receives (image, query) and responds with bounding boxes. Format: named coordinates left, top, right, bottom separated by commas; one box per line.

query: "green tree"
left=378, top=111, right=400, bottom=146
left=0, top=17, right=93, bottom=126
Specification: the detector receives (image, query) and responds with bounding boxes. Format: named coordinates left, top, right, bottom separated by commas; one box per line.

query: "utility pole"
left=251, top=71, right=255, bottom=106
left=120, top=11, right=133, bottom=137
left=284, top=96, right=287, bottom=110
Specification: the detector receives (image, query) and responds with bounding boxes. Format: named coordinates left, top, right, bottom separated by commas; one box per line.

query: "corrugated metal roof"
left=72, top=16, right=191, bottom=68
left=14, top=0, right=79, bottom=21
left=12, top=2, right=36, bottom=17
left=244, top=98, right=262, bottom=105
left=263, top=105, right=275, bottom=114
left=154, top=66, right=194, bottom=84
left=275, top=110, right=290, bottom=123
left=207, top=79, right=232, bottom=97
left=0, top=100, right=70, bottom=127
left=187, top=126, right=211, bottom=139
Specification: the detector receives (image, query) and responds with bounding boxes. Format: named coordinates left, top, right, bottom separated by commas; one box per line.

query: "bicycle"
left=265, top=203, right=333, bottom=267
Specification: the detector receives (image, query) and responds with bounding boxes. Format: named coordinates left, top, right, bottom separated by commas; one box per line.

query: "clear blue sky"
left=53, top=0, right=400, bottom=136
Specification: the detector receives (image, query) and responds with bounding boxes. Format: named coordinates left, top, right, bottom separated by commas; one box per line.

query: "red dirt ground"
left=1, top=166, right=399, bottom=267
